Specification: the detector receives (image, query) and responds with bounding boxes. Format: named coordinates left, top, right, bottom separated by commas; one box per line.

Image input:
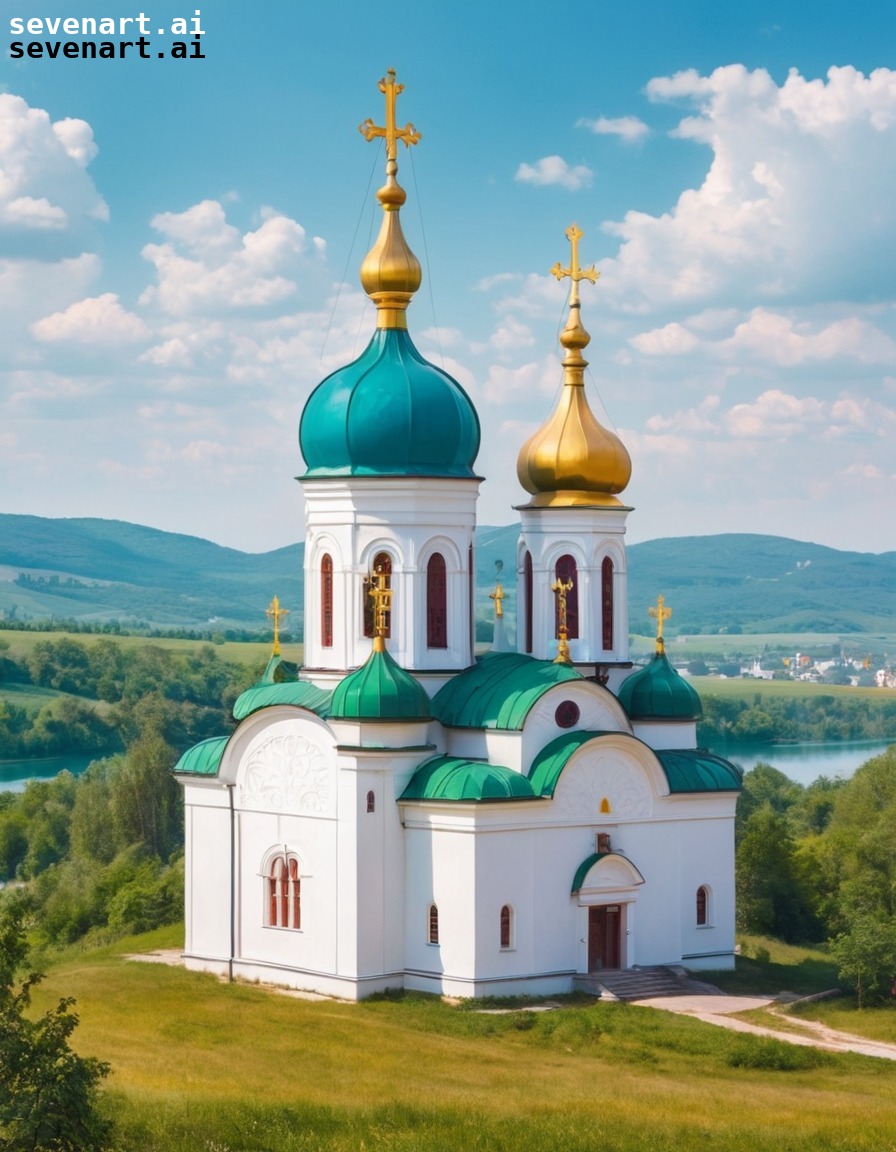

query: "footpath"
left=632, top=993, right=896, bottom=1061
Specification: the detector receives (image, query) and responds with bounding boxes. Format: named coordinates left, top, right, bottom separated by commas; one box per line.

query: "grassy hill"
left=1, top=514, right=894, bottom=636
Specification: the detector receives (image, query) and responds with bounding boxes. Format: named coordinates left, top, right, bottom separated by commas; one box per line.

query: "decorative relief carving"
left=240, top=733, right=332, bottom=815
left=554, top=752, right=651, bottom=820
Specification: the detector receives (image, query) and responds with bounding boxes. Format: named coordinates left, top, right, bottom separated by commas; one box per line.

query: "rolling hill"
left=1, top=513, right=894, bottom=636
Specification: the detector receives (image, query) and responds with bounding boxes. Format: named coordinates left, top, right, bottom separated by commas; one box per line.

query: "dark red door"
left=588, top=905, right=621, bottom=971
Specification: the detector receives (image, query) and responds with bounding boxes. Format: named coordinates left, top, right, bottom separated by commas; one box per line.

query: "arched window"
left=524, top=551, right=533, bottom=654
left=601, top=556, right=614, bottom=651
left=426, top=553, right=447, bottom=649
left=366, top=790, right=375, bottom=814
left=696, top=886, right=708, bottom=926
left=267, top=854, right=301, bottom=930
left=500, top=904, right=513, bottom=950
left=554, top=554, right=579, bottom=640
left=428, top=903, right=439, bottom=945
left=321, top=553, right=333, bottom=648
left=363, top=551, right=392, bottom=638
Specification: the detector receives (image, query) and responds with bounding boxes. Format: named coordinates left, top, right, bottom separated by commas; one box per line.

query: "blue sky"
left=3, top=0, right=896, bottom=553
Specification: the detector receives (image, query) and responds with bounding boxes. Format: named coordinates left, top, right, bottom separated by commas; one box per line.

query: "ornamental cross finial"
left=550, top=223, right=599, bottom=308
left=648, top=594, right=672, bottom=651
left=552, top=576, right=575, bottom=664
left=266, top=595, right=290, bottom=657
left=359, top=68, right=421, bottom=163
left=368, top=565, right=393, bottom=642
left=489, top=560, right=505, bottom=618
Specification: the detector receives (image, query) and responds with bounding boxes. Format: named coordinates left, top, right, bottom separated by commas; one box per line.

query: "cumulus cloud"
left=31, top=293, right=149, bottom=344
left=717, top=309, right=896, bottom=365
left=515, top=156, right=593, bottom=191
left=630, top=322, right=699, bottom=355
left=140, top=200, right=316, bottom=316
left=0, top=94, right=108, bottom=235
left=577, top=115, right=649, bottom=142
left=483, top=357, right=559, bottom=404
left=601, top=65, right=896, bottom=310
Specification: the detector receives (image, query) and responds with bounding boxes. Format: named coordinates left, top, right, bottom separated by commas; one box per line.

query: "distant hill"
left=1, top=514, right=894, bottom=636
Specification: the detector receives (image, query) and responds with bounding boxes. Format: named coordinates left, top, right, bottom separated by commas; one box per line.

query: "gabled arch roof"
left=400, top=755, right=537, bottom=802
left=431, top=651, right=583, bottom=730
left=173, top=735, right=229, bottom=777
left=233, top=681, right=332, bottom=721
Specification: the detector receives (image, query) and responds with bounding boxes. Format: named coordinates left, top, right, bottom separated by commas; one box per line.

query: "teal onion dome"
left=617, top=649, right=702, bottom=721
left=299, top=328, right=480, bottom=479
left=330, top=641, right=431, bottom=722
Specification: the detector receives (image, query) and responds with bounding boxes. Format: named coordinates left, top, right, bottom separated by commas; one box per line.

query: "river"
left=1, top=740, right=893, bottom=794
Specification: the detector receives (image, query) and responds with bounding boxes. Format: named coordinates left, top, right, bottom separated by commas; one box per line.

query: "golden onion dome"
left=516, top=224, right=631, bottom=508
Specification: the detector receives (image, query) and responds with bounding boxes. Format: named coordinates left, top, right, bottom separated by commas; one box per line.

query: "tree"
left=829, top=914, right=896, bottom=1008
left=0, top=895, right=111, bottom=1151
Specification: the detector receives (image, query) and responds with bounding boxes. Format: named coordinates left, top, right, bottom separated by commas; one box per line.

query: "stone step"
left=573, top=965, right=721, bottom=1001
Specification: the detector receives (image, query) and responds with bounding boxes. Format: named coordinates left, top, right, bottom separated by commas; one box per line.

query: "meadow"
left=29, top=925, right=896, bottom=1152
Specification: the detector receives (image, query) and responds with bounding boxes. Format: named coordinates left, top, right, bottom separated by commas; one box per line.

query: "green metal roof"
left=528, top=731, right=610, bottom=797
left=571, top=852, right=609, bottom=894
left=299, top=327, right=480, bottom=479
left=330, top=644, right=431, bottom=722
left=173, top=736, right=229, bottom=778
left=233, top=681, right=332, bottom=721
left=617, top=648, right=702, bottom=721
left=432, top=651, right=583, bottom=731
left=655, top=749, right=743, bottom=792
left=400, top=755, right=537, bottom=802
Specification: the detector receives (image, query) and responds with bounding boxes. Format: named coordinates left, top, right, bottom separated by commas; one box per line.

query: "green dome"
left=299, top=328, right=480, bottom=479
left=330, top=643, right=431, bottom=722
left=617, top=649, right=702, bottom=721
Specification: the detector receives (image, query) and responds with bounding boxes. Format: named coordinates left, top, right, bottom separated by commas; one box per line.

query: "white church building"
left=174, top=70, right=741, bottom=1001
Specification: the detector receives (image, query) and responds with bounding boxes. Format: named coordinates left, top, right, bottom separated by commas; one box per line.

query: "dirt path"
left=632, top=993, right=896, bottom=1061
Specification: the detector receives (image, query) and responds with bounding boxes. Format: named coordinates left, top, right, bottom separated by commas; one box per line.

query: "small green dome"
left=299, top=328, right=480, bottom=479
left=330, top=643, right=431, bottom=722
left=617, top=649, right=702, bottom=721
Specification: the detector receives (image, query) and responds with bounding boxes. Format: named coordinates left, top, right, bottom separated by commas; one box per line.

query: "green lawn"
left=688, top=676, right=886, bottom=702
left=27, top=926, right=896, bottom=1152
left=0, top=629, right=294, bottom=667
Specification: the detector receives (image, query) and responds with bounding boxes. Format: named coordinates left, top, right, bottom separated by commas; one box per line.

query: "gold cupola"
left=358, top=68, right=422, bottom=329
left=516, top=224, right=632, bottom=508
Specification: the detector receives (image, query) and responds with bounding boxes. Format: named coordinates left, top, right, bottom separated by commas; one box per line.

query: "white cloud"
left=0, top=94, right=108, bottom=234
left=600, top=66, right=896, bottom=310
left=483, top=357, right=558, bottom=404
left=515, top=156, right=593, bottom=191
left=31, top=293, right=149, bottom=344
left=490, top=316, right=536, bottom=354
left=140, top=200, right=312, bottom=316
left=717, top=309, right=896, bottom=366
left=630, top=322, right=698, bottom=355
left=577, top=115, right=649, bottom=142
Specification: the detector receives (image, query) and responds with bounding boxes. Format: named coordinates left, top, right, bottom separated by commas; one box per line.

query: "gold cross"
left=488, top=582, right=505, bottom=619
left=359, top=68, right=421, bottom=163
left=368, top=565, right=393, bottom=640
left=266, top=595, right=290, bottom=657
left=648, top=595, right=672, bottom=650
left=552, top=576, right=574, bottom=663
left=550, top=224, right=599, bottom=307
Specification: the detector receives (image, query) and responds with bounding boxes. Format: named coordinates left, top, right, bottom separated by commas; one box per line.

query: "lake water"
left=0, top=754, right=100, bottom=793
left=1, top=741, right=893, bottom=793
left=704, top=739, right=894, bottom=786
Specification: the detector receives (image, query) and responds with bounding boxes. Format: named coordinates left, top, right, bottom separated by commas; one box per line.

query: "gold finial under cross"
left=359, top=68, right=421, bottom=162
left=550, top=224, right=599, bottom=308
left=489, top=582, right=505, bottom=619
left=552, top=576, right=574, bottom=664
left=266, top=595, right=290, bottom=657
left=368, top=565, right=393, bottom=648
left=648, top=595, right=672, bottom=652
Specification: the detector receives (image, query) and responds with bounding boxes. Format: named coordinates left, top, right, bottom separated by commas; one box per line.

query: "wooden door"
left=588, top=904, right=621, bottom=971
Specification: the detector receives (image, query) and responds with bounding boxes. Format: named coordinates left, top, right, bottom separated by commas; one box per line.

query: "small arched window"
left=363, top=552, right=392, bottom=638
left=601, top=556, right=614, bottom=651
left=696, top=886, right=709, bottom=926
left=267, top=854, right=301, bottom=930
left=426, top=553, right=447, bottom=649
left=500, top=904, right=513, bottom=950
left=366, top=790, right=375, bottom=814
left=428, top=903, right=439, bottom=945
left=524, top=551, right=533, bottom=654
left=555, top=554, right=579, bottom=640
left=321, top=553, right=333, bottom=648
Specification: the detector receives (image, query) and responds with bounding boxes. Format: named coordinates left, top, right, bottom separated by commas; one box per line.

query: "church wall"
left=630, top=719, right=698, bottom=750
left=181, top=782, right=233, bottom=971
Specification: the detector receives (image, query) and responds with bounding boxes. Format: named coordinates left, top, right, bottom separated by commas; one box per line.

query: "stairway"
left=573, top=965, right=721, bottom=1001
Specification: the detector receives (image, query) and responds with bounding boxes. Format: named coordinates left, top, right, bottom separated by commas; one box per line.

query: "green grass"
left=0, top=681, right=66, bottom=711
left=24, top=926, right=896, bottom=1152
left=0, top=629, right=294, bottom=666
left=688, top=676, right=886, bottom=702
left=705, top=936, right=840, bottom=997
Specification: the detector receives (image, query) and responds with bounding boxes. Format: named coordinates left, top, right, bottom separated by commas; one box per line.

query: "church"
left=173, top=70, right=741, bottom=1001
